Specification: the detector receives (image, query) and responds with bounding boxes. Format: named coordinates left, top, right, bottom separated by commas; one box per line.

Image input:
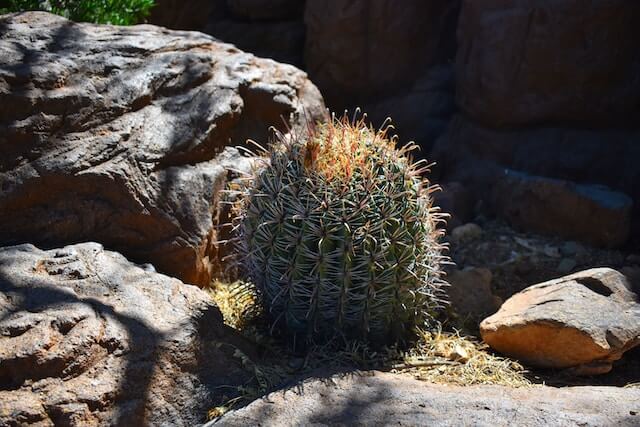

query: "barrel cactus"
left=231, top=114, right=448, bottom=346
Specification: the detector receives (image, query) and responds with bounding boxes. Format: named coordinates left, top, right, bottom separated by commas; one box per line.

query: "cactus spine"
left=232, top=114, right=447, bottom=346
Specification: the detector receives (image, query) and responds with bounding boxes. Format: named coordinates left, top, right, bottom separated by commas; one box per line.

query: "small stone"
left=451, top=344, right=470, bottom=363
left=556, top=258, right=577, bottom=274
left=451, top=223, right=483, bottom=243
left=561, top=241, right=584, bottom=257
left=480, top=268, right=640, bottom=372
left=446, top=267, right=500, bottom=319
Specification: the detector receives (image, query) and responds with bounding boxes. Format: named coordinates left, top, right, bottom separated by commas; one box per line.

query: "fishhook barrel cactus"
left=231, top=113, right=448, bottom=346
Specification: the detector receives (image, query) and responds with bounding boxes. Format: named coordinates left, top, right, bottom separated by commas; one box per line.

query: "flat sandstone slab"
left=212, top=371, right=640, bottom=427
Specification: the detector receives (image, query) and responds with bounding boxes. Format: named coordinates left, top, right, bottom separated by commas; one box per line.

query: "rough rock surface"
left=304, top=0, right=458, bottom=107
left=433, top=116, right=639, bottom=246
left=211, top=371, right=640, bottom=426
left=434, top=0, right=640, bottom=238
left=480, top=268, right=640, bottom=373
left=0, top=242, right=253, bottom=426
left=0, top=12, right=326, bottom=286
left=456, top=0, right=640, bottom=127
left=304, top=0, right=459, bottom=150
left=491, top=170, right=632, bottom=247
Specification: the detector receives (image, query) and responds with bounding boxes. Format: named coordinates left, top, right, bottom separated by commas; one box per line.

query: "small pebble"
left=542, top=245, right=561, bottom=258
left=557, top=258, right=577, bottom=274
left=451, top=223, right=483, bottom=243
left=560, top=241, right=583, bottom=257
left=515, top=256, right=533, bottom=274
left=287, top=358, right=305, bottom=370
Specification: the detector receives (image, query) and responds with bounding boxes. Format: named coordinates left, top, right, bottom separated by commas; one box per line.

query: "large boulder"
left=211, top=370, right=640, bottom=426
left=0, top=242, right=254, bottom=426
left=480, top=268, right=640, bottom=374
left=0, top=12, right=326, bottom=286
left=434, top=1, right=640, bottom=239
left=304, top=0, right=459, bottom=107
left=491, top=170, right=632, bottom=247
left=456, top=0, right=640, bottom=127
left=432, top=116, right=640, bottom=243
left=304, top=0, right=459, bottom=150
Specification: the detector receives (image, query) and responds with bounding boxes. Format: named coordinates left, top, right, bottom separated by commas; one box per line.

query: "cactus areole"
left=232, top=114, right=447, bottom=346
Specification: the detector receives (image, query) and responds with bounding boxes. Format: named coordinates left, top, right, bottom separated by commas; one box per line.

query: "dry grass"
left=394, top=329, right=530, bottom=386
left=207, top=280, right=531, bottom=419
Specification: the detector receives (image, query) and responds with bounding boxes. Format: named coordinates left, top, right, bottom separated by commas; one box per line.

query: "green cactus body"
left=234, top=115, right=447, bottom=346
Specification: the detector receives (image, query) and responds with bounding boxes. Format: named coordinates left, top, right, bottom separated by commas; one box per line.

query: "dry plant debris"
left=207, top=280, right=531, bottom=419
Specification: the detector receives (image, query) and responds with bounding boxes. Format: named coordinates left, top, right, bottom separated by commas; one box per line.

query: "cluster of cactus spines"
left=230, top=112, right=448, bottom=346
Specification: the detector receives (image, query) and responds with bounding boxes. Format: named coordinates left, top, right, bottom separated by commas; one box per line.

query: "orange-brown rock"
left=0, top=12, right=327, bottom=286
left=480, top=268, right=640, bottom=373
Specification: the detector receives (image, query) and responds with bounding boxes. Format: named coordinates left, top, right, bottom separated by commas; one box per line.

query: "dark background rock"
left=303, top=1, right=459, bottom=109
left=490, top=170, right=632, bottom=247
left=480, top=268, right=640, bottom=373
left=205, top=19, right=305, bottom=67
left=455, top=0, right=640, bottom=128
left=226, top=0, right=304, bottom=21
left=0, top=12, right=326, bottom=286
left=433, top=182, right=475, bottom=230
left=0, top=242, right=255, bottom=426
left=147, top=0, right=226, bottom=30
left=304, top=0, right=460, bottom=149
left=148, top=0, right=461, bottom=150
left=148, top=0, right=306, bottom=67
left=432, top=116, right=640, bottom=246
left=434, top=0, right=640, bottom=246
left=145, top=1, right=640, bottom=246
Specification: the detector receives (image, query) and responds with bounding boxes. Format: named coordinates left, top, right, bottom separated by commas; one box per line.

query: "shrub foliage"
left=0, top=0, right=155, bottom=25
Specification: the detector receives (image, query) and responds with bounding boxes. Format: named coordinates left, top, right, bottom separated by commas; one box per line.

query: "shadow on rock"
left=0, top=243, right=254, bottom=426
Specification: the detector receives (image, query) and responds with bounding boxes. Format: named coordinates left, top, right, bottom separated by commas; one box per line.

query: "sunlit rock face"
left=0, top=12, right=327, bottom=286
